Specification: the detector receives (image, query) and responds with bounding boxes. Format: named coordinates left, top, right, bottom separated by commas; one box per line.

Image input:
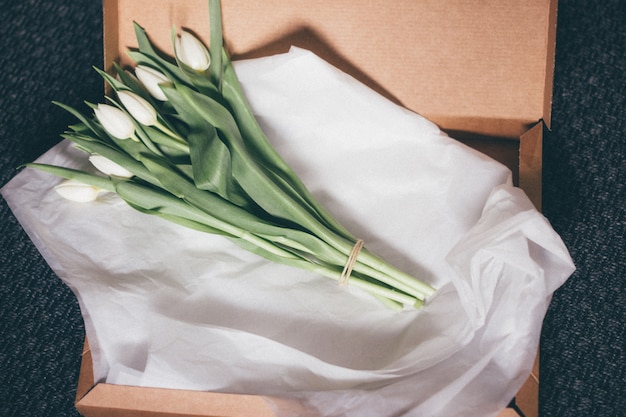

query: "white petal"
left=117, top=90, right=157, bottom=126
left=54, top=179, right=102, bottom=202
left=89, top=154, right=134, bottom=178
left=94, top=104, right=135, bottom=139
left=135, top=65, right=169, bottom=101
left=176, top=31, right=211, bottom=71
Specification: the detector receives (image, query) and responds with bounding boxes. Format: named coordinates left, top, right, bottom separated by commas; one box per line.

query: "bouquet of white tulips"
left=27, top=0, right=435, bottom=310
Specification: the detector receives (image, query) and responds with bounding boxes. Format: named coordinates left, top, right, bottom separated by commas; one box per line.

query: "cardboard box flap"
left=105, top=0, right=557, bottom=136
left=76, top=340, right=276, bottom=417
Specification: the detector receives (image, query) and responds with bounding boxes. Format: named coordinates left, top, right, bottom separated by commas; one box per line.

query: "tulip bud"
left=54, top=179, right=104, bottom=202
left=175, top=30, right=211, bottom=71
left=94, top=104, right=135, bottom=140
left=117, top=90, right=157, bottom=126
left=135, top=65, right=169, bottom=101
left=89, top=154, right=134, bottom=178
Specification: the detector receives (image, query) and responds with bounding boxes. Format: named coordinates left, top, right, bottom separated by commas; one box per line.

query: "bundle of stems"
left=27, top=0, right=435, bottom=310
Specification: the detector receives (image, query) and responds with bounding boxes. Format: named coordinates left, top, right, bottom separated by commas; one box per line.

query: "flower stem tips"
left=28, top=0, right=436, bottom=310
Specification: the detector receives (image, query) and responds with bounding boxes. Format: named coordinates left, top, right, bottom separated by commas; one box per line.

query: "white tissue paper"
left=1, top=47, right=575, bottom=417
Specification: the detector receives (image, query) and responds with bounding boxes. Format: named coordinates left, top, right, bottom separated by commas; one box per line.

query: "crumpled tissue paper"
left=1, top=47, right=575, bottom=417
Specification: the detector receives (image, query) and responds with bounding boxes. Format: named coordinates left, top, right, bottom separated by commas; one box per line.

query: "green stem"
left=353, top=250, right=436, bottom=299
left=155, top=120, right=187, bottom=144
left=208, top=0, right=223, bottom=87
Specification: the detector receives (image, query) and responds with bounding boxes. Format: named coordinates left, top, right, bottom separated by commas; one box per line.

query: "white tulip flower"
left=54, top=179, right=105, bottom=202
left=175, top=30, right=211, bottom=72
left=135, top=65, right=170, bottom=101
left=89, top=154, right=134, bottom=178
left=94, top=104, right=135, bottom=140
left=117, top=90, right=158, bottom=126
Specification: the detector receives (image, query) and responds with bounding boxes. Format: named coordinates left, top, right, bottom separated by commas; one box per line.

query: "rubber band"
left=339, top=239, right=364, bottom=286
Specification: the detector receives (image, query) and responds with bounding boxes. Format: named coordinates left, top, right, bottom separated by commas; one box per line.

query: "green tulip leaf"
left=24, top=163, right=115, bottom=192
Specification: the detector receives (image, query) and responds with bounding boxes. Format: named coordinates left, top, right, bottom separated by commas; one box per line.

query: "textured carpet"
left=1, top=1, right=624, bottom=416
left=540, top=1, right=625, bottom=415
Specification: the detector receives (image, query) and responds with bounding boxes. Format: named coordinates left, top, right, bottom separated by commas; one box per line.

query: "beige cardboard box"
left=75, top=0, right=557, bottom=415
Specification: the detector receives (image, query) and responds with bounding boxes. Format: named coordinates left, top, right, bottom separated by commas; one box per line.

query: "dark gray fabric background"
left=1, top=1, right=624, bottom=416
